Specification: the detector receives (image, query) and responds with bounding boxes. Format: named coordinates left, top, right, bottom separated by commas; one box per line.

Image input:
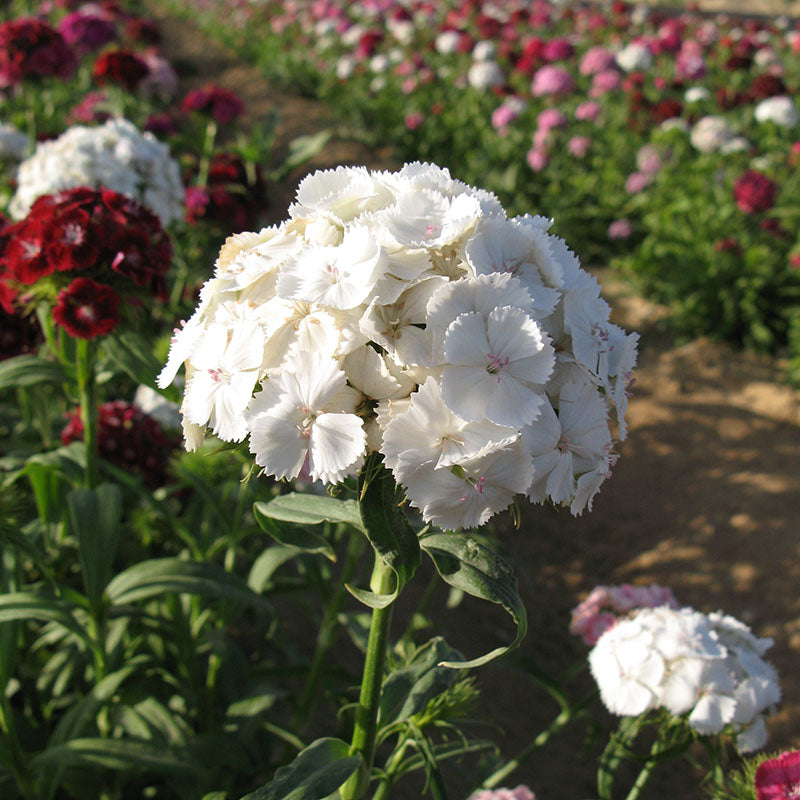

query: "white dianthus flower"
left=690, top=116, right=737, bottom=153
left=162, top=163, right=637, bottom=527
left=9, top=118, right=183, bottom=225
left=467, top=61, right=504, bottom=90
left=616, top=42, right=653, bottom=72
left=754, top=95, right=798, bottom=128
left=590, top=606, right=780, bottom=751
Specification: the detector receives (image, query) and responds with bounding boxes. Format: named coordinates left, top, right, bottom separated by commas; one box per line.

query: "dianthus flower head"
left=531, top=65, right=575, bottom=96
left=734, top=171, right=778, bottom=214
left=182, top=83, right=245, bottom=124
left=755, top=750, right=800, bottom=800
left=92, top=48, right=150, bottom=92
left=590, top=605, right=780, bottom=752
left=161, top=163, right=637, bottom=531
left=52, top=277, right=120, bottom=339
left=0, top=18, right=77, bottom=88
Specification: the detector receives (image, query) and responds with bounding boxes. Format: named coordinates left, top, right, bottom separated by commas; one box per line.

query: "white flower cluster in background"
left=9, top=118, right=184, bottom=225
left=159, top=163, right=637, bottom=531
left=589, top=606, right=781, bottom=753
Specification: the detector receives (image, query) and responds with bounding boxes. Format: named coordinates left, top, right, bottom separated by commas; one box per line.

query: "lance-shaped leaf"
left=255, top=494, right=363, bottom=530
left=0, top=592, right=92, bottom=647
left=254, top=502, right=340, bottom=561
left=68, top=484, right=122, bottom=613
left=346, top=462, right=420, bottom=609
left=378, top=637, right=463, bottom=729
left=106, top=558, right=274, bottom=620
left=419, top=532, right=526, bottom=669
left=239, top=737, right=362, bottom=800
left=0, top=355, right=69, bottom=390
left=30, top=738, right=194, bottom=773
left=101, top=334, right=177, bottom=401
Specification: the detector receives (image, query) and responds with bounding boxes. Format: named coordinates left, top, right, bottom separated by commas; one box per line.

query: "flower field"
left=0, top=1, right=799, bottom=799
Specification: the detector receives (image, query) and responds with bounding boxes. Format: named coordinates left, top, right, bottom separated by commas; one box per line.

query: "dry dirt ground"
left=148, top=6, right=800, bottom=797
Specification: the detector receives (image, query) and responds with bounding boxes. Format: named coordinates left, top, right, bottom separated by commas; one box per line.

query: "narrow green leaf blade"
left=253, top=505, right=336, bottom=561
left=0, top=592, right=91, bottom=646
left=0, top=355, right=68, bottom=390
left=30, top=738, right=194, bottom=773
left=281, top=130, right=332, bottom=174
left=254, top=494, right=363, bottom=530
left=106, top=558, right=273, bottom=618
left=420, top=532, right=526, bottom=669
left=239, top=737, right=361, bottom=800
left=67, top=484, right=122, bottom=612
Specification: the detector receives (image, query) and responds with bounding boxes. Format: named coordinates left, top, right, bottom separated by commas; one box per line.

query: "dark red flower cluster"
left=61, top=400, right=179, bottom=488
left=92, top=48, right=149, bottom=91
left=0, top=187, right=172, bottom=339
left=749, top=74, right=788, bottom=102
left=0, top=307, right=43, bottom=361
left=0, top=18, right=77, bottom=88
left=58, top=11, right=117, bottom=55
left=733, top=170, right=778, bottom=214
left=184, top=152, right=267, bottom=231
left=182, top=84, right=245, bottom=125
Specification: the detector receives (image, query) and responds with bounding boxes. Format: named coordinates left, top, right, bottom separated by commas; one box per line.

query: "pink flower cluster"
left=469, top=787, right=535, bottom=800
left=570, top=583, right=679, bottom=645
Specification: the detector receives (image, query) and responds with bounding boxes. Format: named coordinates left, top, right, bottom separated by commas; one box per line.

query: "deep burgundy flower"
left=724, top=54, right=753, bottom=71
left=714, top=238, right=743, bottom=255
left=182, top=83, right=245, bottom=124
left=92, top=48, right=149, bottom=91
left=58, top=11, right=117, bottom=55
left=760, top=218, right=789, bottom=238
left=734, top=171, right=778, bottom=214
left=0, top=18, right=77, bottom=87
left=52, top=277, right=120, bottom=338
left=144, top=112, right=179, bottom=137
left=749, top=74, right=788, bottom=102
left=652, top=98, right=683, bottom=124
left=755, top=750, right=800, bottom=800
left=2, top=217, right=53, bottom=284
left=0, top=306, right=42, bottom=360
left=61, top=400, right=179, bottom=488
left=717, top=86, right=749, bottom=111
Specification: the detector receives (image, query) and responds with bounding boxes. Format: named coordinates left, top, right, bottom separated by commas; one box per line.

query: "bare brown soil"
left=148, top=6, right=800, bottom=797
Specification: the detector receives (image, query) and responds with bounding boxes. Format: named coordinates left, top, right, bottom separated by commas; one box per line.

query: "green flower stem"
left=624, top=734, right=667, bottom=800
left=75, top=338, right=98, bottom=489
left=481, top=708, right=573, bottom=790
left=341, top=555, right=396, bottom=800
left=294, top=530, right=364, bottom=731
left=196, top=120, right=218, bottom=187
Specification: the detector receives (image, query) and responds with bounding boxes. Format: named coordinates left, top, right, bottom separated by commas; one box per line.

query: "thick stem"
left=341, top=556, right=395, bottom=800
left=624, top=735, right=666, bottom=800
left=196, top=120, right=218, bottom=188
left=75, top=338, right=98, bottom=489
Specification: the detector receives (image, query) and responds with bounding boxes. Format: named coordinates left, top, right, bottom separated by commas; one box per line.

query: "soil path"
left=148, top=6, right=800, bottom=797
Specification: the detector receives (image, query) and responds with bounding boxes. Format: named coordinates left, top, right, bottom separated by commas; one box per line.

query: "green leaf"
left=253, top=506, right=336, bottom=562
left=67, top=484, right=122, bottom=612
left=378, top=638, right=462, bottom=729
left=248, top=545, right=304, bottom=592
left=254, top=494, right=363, bottom=531
left=0, top=592, right=91, bottom=646
left=100, top=333, right=168, bottom=394
left=106, top=558, right=274, bottom=619
left=30, top=738, right=194, bottom=773
left=346, top=462, right=420, bottom=608
left=419, top=533, right=526, bottom=669
left=280, top=130, right=332, bottom=176
left=0, top=355, right=69, bottom=390
left=239, top=737, right=361, bottom=800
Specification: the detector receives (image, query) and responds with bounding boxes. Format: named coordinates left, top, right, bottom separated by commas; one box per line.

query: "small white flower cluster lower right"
left=589, top=605, right=780, bottom=753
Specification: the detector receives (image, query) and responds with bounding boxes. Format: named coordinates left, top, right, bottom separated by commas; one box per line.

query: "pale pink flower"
left=531, top=65, right=575, bottom=97
left=590, top=68, right=621, bottom=96
left=579, top=46, right=616, bottom=75
left=625, top=172, right=652, bottom=194
left=636, top=144, right=662, bottom=174
left=469, top=787, right=536, bottom=800
left=608, top=218, right=633, bottom=239
left=575, top=100, right=601, bottom=121
left=537, top=108, right=567, bottom=132
left=532, top=128, right=550, bottom=151
left=527, top=148, right=548, bottom=171
left=404, top=111, right=424, bottom=130
left=568, top=135, right=591, bottom=157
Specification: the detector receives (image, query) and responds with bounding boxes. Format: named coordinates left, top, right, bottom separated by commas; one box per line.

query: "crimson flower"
left=61, top=400, right=179, bottom=488
left=0, top=18, right=77, bottom=87
left=52, top=277, right=119, bottom=339
left=734, top=171, right=778, bottom=214
left=182, top=84, right=245, bottom=124
left=755, top=750, right=800, bottom=800
left=92, top=48, right=149, bottom=91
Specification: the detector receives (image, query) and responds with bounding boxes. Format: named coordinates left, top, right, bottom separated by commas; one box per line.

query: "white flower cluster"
left=9, top=118, right=184, bottom=225
left=159, top=163, right=637, bottom=531
left=589, top=606, right=780, bottom=752
left=689, top=116, right=749, bottom=154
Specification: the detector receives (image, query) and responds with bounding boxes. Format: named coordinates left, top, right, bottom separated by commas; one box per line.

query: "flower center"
left=296, top=405, right=315, bottom=438
left=21, top=240, right=41, bottom=260
left=486, top=352, right=509, bottom=380
left=786, top=783, right=800, bottom=800
left=76, top=304, right=96, bottom=322
left=62, top=223, right=85, bottom=246
left=208, top=367, right=228, bottom=384
left=425, top=224, right=441, bottom=237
